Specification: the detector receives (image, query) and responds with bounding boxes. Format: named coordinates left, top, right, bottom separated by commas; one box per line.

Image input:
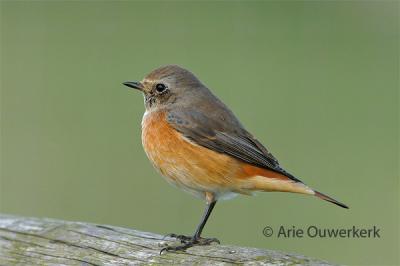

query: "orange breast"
left=141, top=110, right=313, bottom=198
left=141, top=110, right=243, bottom=198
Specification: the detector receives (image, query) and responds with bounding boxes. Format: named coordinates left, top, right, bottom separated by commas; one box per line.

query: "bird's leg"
left=191, top=200, right=219, bottom=243
left=161, top=193, right=219, bottom=254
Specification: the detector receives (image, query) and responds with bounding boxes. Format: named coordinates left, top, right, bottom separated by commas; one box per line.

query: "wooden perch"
left=0, top=214, right=334, bottom=265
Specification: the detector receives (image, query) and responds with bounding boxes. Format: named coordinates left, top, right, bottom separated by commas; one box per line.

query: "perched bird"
left=123, top=65, right=348, bottom=253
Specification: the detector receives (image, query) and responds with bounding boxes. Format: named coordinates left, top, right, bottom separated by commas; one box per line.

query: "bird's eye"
left=155, top=83, right=167, bottom=93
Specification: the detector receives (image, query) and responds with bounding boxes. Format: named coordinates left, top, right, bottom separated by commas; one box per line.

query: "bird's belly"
left=141, top=110, right=241, bottom=199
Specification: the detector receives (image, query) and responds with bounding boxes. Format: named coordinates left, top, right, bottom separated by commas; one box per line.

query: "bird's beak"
left=123, top=81, right=144, bottom=91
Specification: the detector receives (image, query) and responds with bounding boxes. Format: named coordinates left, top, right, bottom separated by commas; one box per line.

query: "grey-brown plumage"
left=147, top=65, right=300, bottom=182
left=123, top=65, right=348, bottom=254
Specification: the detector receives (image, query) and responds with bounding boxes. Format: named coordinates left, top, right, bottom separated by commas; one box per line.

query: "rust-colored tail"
left=314, top=190, right=349, bottom=209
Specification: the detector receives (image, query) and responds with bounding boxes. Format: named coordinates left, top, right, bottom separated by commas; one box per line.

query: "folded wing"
left=166, top=108, right=303, bottom=184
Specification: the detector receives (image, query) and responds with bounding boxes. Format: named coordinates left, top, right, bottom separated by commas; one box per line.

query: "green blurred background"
left=1, top=1, right=398, bottom=265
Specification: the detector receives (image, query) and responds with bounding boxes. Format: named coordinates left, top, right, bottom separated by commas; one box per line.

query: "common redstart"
left=123, top=65, right=348, bottom=253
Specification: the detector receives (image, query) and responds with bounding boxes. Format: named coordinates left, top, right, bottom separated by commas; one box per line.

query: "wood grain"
left=0, top=214, right=335, bottom=265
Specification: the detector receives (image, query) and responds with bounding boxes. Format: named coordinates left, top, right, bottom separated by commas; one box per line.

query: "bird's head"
left=123, top=65, right=204, bottom=111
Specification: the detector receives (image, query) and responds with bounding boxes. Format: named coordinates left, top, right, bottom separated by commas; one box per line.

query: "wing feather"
left=167, top=109, right=302, bottom=183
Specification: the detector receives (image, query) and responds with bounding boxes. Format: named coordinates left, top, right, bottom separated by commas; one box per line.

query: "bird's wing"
left=167, top=109, right=302, bottom=183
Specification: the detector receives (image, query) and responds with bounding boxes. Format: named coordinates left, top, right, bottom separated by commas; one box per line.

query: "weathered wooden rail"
left=0, top=214, right=334, bottom=265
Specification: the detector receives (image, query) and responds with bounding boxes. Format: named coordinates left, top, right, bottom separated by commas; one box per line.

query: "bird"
left=123, top=65, right=348, bottom=253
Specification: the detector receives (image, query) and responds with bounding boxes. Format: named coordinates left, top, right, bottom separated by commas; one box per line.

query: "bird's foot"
left=160, top=236, right=220, bottom=254
left=163, top=233, right=192, bottom=242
